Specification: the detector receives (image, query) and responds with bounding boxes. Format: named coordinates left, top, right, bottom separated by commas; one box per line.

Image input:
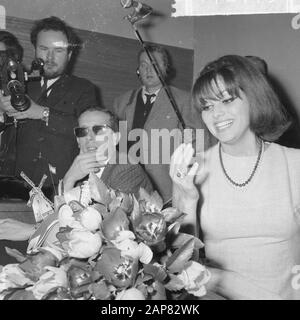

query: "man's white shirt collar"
left=141, top=86, right=161, bottom=104
left=96, top=166, right=106, bottom=179
left=41, top=77, right=60, bottom=96
left=95, top=158, right=110, bottom=179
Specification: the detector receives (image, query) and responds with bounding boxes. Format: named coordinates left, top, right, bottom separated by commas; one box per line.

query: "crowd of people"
left=0, top=16, right=300, bottom=300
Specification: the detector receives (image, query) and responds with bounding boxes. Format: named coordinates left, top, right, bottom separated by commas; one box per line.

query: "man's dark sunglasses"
left=74, top=124, right=113, bottom=138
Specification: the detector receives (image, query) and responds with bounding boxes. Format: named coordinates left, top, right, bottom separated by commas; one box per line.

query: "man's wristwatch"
left=41, top=107, right=50, bottom=126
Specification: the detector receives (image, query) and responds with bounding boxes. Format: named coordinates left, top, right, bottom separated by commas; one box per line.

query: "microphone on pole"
left=120, top=0, right=153, bottom=24
left=120, top=0, right=187, bottom=129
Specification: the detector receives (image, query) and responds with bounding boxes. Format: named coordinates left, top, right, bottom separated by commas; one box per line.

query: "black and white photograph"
left=0, top=0, right=299, bottom=306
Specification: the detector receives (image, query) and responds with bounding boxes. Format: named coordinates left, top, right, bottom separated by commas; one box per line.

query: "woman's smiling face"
left=201, top=78, right=253, bottom=147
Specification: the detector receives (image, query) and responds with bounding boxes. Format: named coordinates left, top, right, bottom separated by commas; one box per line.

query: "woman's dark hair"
left=0, top=31, right=23, bottom=61
left=245, top=55, right=268, bottom=75
left=192, top=55, right=290, bottom=141
left=30, top=16, right=80, bottom=54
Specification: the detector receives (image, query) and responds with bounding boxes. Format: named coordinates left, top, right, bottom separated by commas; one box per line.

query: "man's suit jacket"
left=113, top=85, right=211, bottom=202
left=0, top=74, right=98, bottom=186
left=70, top=159, right=153, bottom=200
left=101, top=161, right=153, bottom=197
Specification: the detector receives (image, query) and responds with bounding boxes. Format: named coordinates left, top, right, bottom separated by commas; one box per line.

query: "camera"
left=0, top=50, right=44, bottom=112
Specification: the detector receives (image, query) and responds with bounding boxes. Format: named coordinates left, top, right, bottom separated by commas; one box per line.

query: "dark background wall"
left=6, top=11, right=300, bottom=147
left=6, top=15, right=194, bottom=110
left=1, top=0, right=194, bottom=49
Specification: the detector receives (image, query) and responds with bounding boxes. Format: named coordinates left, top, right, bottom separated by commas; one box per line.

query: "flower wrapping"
left=0, top=173, right=210, bottom=300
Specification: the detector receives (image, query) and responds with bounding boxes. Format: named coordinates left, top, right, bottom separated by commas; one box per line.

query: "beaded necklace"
left=219, top=140, right=264, bottom=187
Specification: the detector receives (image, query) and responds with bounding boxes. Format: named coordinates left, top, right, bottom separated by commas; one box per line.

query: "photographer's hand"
left=0, top=91, right=16, bottom=114
left=8, top=97, right=44, bottom=120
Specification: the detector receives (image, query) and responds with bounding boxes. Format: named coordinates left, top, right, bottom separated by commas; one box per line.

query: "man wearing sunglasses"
left=0, top=107, right=153, bottom=247
left=62, top=106, right=153, bottom=196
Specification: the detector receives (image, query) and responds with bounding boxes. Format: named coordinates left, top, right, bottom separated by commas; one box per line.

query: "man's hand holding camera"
left=0, top=91, right=15, bottom=113
left=0, top=91, right=15, bottom=122
left=7, top=99, right=45, bottom=121
left=0, top=90, right=45, bottom=120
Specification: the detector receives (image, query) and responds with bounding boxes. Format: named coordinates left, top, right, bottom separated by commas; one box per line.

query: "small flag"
left=48, top=163, right=56, bottom=174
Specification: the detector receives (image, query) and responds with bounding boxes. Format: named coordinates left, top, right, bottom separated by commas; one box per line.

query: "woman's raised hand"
left=170, top=143, right=207, bottom=216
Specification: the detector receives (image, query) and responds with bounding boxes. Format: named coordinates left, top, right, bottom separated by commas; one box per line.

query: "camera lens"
left=7, top=80, right=30, bottom=112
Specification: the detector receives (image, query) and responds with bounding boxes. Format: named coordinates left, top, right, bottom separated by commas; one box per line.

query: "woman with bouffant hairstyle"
left=192, top=54, right=290, bottom=141
left=170, top=55, right=300, bottom=299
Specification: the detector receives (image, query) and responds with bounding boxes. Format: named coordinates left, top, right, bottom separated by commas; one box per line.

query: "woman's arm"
left=206, top=266, right=282, bottom=300
left=0, top=219, right=35, bottom=241
left=169, top=143, right=206, bottom=234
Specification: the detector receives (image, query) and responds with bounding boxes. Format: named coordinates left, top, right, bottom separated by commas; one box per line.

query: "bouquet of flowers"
left=0, top=173, right=210, bottom=300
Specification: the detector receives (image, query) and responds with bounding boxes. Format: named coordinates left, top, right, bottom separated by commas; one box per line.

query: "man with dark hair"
left=113, top=44, right=209, bottom=202
left=62, top=106, right=153, bottom=196
left=0, top=107, right=153, bottom=245
left=0, top=16, right=99, bottom=189
left=30, top=16, right=78, bottom=55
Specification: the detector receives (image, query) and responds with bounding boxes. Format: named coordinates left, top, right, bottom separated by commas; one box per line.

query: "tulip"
left=138, top=189, right=163, bottom=213
left=94, top=247, right=138, bottom=288
left=5, top=289, right=36, bottom=300
left=101, top=208, right=130, bottom=240
left=67, top=265, right=94, bottom=298
left=19, top=248, right=60, bottom=282
left=109, top=191, right=134, bottom=215
left=134, top=213, right=167, bottom=247
left=64, top=230, right=102, bottom=259
left=59, top=202, right=102, bottom=232
left=58, top=204, right=82, bottom=229
left=91, top=203, right=108, bottom=217
left=58, top=204, right=102, bottom=231
left=42, top=286, right=73, bottom=300
left=68, top=265, right=93, bottom=290
left=27, top=266, right=68, bottom=300
left=89, top=280, right=111, bottom=300
left=112, top=231, right=153, bottom=264
left=88, top=172, right=112, bottom=205
left=80, top=207, right=102, bottom=231
left=177, top=261, right=211, bottom=298
left=115, top=287, right=145, bottom=300
left=0, top=264, right=33, bottom=294
left=64, top=185, right=91, bottom=207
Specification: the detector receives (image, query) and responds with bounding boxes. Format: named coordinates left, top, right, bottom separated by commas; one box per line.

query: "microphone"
left=120, top=0, right=153, bottom=24
left=121, top=0, right=142, bottom=8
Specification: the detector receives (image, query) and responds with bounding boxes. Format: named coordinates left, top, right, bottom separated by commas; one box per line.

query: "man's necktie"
left=144, top=93, right=155, bottom=117
left=132, top=93, right=156, bottom=160
left=38, top=79, right=48, bottom=101
left=41, top=79, right=48, bottom=93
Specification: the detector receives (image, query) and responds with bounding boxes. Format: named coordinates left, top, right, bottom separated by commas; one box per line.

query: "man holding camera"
left=0, top=17, right=98, bottom=189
